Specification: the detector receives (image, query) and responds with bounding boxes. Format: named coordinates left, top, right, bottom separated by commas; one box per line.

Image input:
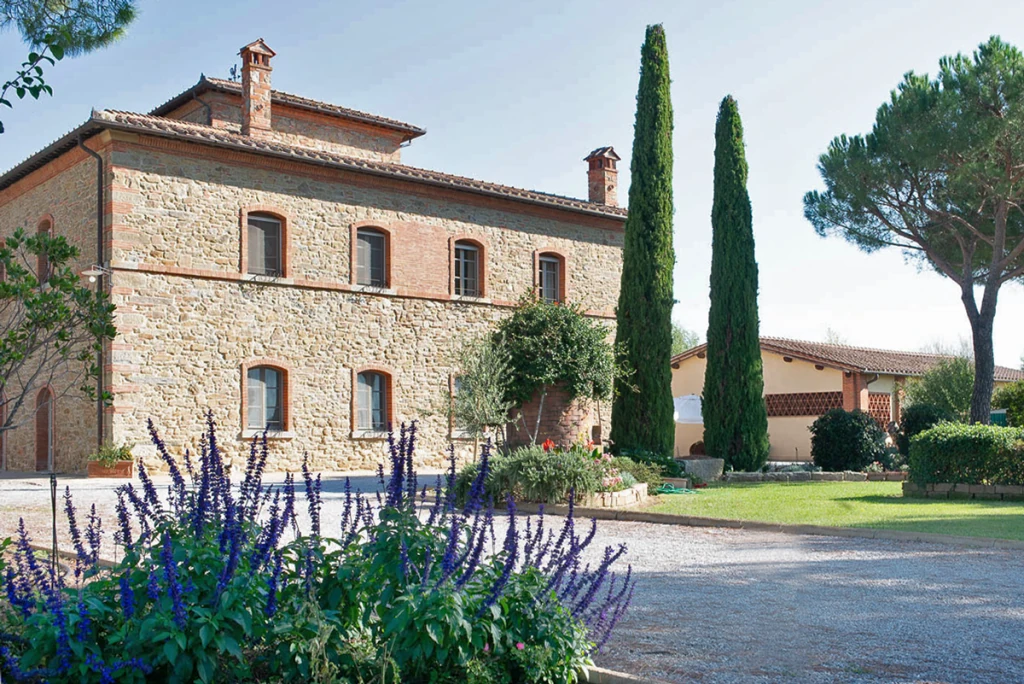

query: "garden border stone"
left=903, top=481, right=1024, bottom=501
left=723, top=470, right=906, bottom=483
left=515, top=502, right=1024, bottom=550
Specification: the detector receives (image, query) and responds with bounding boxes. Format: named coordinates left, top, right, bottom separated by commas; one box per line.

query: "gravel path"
left=2, top=473, right=1022, bottom=684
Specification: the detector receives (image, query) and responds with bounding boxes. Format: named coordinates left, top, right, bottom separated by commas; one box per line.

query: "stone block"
left=787, top=472, right=811, bottom=482
left=866, top=472, right=886, bottom=481
left=932, top=483, right=953, bottom=493
left=815, top=472, right=843, bottom=482
left=726, top=472, right=762, bottom=483
left=682, top=458, right=725, bottom=482
left=995, top=485, right=1024, bottom=497
left=884, top=472, right=908, bottom=481
left=763, top=472, right=789, bottom=482
left=843, top=472, right=867, bottom=482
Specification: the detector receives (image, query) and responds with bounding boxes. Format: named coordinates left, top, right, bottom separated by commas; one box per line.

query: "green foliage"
left=610, top=24, right=676, bottom=458
left=0, top=0, right=137, bottom=132
left=809, top=409, right=886, bottom=472
left=616, top=447, right=683, bottom=477
left=609, top=456, right=664, bottom=489
left=896, top=403, right=954, bottom=456
left=449, top=335, right=515, bottom=442
left=0, top=227, right=116, bottom=432
left=909, top=422, right=1024, bottom=485
left=992, top=380, right=1024, bottom=427
left=457, top=444, right=602, bottom=505
left=804, top=36, right=1024, bottom=423
left=701, top=95, right=770, bottom=472
left=88, top=441, right=132, bottom=467
left=493, top=295, right=615, bottom=443
left=670, top=324, right=699, bottom=356
left=903, top=357, right=974, bottom=422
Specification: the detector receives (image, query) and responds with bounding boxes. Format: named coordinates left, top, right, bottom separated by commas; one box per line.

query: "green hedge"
left=909, top=422, right=1024, bottom=485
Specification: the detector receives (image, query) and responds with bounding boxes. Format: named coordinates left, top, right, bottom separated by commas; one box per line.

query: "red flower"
left=541, top=439, right=555, bottom=452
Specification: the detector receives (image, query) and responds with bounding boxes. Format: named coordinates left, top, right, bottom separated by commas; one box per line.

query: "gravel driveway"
left=2, top=473, right=1022, bottom=683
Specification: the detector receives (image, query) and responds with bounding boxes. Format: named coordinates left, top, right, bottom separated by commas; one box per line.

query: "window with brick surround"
left=538, top=253, right=563, bottom=303
left=37, top=219, right=52, bottom=284
left=453, top=241, right=480, bottom=296
left=247, top=214, right=283, bottom=276
left=356, top=228, right=388, bottom=287
left=247, top=366, right=286, bottom=431
left=356, top=371, right=389, bottom=431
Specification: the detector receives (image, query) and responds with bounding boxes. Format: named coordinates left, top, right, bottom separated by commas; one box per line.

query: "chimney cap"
left=239, top=38, right=276, bottom=58
left=584, top=146, right=620, bottom=162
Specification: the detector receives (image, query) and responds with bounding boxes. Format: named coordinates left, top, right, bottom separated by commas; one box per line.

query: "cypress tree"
left=702, top=96, right=769, bottom=471
left=610, top=24, right=675, bottom=457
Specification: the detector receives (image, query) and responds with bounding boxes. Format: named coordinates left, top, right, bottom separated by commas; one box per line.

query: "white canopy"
left=673, top=394, right=703, bottom=425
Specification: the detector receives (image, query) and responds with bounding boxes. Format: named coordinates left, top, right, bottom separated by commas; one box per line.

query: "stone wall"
left=506, top=385, right=608, bottom=449
left=0, top=144, right=106, bottom=472
left=165, top=94, right=405, bottom=162
left=102, top=135, right=624, bottom=472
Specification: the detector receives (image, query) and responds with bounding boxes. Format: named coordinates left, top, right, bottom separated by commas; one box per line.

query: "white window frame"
left=454, top=242, right=480, bottom=296
left=539, top=255, right=562, bottom=303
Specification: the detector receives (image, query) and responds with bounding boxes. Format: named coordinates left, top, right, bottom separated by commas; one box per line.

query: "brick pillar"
left=240, top=39, right=276, bottom=136
left=506, top=384, right=600, bottom=448
left=842, top=372, right=869, bottom=412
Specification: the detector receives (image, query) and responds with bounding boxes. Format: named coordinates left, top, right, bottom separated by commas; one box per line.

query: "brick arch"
left=351, top=365, right=396, bottom=436
left=240, top=205, right=292, bottom=277
left=449, top=235, right=489, bottom=297
left=240, top=358, right=293, bottom=432
left=350, top=221, right=393, bottom=288
left=35, top=385, right=55, bottom=472
left=533, top=247, right=569, bottom=303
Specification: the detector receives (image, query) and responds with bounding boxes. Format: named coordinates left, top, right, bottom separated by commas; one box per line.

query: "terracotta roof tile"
left=148, top=76, right=426, bottom=140
left=671, top=336, right=1024, bottom=382
left=0, top=109, right=624, bottom=220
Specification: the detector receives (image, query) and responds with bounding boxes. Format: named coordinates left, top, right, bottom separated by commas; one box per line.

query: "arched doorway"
left=35, top=388, right=53, bottom=472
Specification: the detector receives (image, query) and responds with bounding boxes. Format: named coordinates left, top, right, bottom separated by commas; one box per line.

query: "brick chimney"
left=240, top=38, right=276, bottom=136
left=584, top=146, right=621, bottom=206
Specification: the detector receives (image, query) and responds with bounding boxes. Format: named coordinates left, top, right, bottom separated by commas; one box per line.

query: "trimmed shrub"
left=896, top=403, right=954, bottom=456
left=609, top=456, right=664, bottom=489
left=809, top=409, right=886, bottom=472
left=909, top=422, right=1024, bottom=485
left=993, top=380, right=1024, bottom=427
left=456, top=444, right=602, bottom=505
left=617, top=448, right=684, bottom=477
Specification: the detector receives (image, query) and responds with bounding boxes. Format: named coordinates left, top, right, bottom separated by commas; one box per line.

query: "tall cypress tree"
left=702, top=96, right=769, bottom=471
left=610, top=24, right=675, bottom=457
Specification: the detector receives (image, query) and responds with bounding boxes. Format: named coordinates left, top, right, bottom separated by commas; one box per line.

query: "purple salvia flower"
left=265, top=551, right=283, bottom=617
left=146, top=568, right=160, bottom=600
left=119, top=571, right=135, bottom=619
left=76, top=594, right=92, bottom=641
left=85, top=503, right=102, bottom=567
left=4, top=567, right=33, bottom=617
left=63, top=487, right=89, bottom=578
left=114, top=491, right=133, bottom=553
left=160, top=533, right=187, bottom=629
left=477, top=496, right=518, bottom=616
left=136, top=459, right=163, bottom=516
left=148, top=418, right=186, bottom=505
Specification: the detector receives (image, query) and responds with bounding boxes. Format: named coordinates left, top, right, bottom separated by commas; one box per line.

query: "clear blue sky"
left=3, top=0, right=1023, bottom=367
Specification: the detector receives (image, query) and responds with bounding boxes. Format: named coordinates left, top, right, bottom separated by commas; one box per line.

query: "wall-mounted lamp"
left=80, top=265, right=112, bottom=283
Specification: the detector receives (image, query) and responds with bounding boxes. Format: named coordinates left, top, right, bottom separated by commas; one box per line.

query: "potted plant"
left=86, top=443, right=134, bottom=478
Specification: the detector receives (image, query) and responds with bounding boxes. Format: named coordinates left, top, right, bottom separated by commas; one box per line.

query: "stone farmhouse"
left=0, top=39, right=627, bottom=473
left=671, top=337, right=1024, bottom=462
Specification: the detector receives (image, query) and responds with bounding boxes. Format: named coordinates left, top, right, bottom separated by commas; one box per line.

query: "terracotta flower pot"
left=86, top=460, right=134, bottom=478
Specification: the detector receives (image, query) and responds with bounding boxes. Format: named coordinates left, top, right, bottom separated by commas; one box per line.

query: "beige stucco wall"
left=102, top=135, right=623, bottom=473
left=672, top=350, right=850, bottom=462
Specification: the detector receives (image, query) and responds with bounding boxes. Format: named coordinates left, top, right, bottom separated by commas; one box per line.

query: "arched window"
left=537, top=252, right=564, bottom=304
left=356, top=228, right=388, bottom=287
left=247, top=213, right=283, bottom=276
left=246, top=365, right=286, bottom=431
left=35, top=387, right=53, bottom=472
left=453, top=240, right=481, bottom=297
left=356, top=370, right=389, bottom=431
left=37, top=219, right=52, bottom=284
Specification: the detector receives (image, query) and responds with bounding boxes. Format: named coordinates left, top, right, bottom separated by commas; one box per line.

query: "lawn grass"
left=645, top=481, right=1024, bottom=541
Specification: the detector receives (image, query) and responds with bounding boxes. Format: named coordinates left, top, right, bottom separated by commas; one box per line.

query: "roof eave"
left=0, top=118, right=105, bottom=191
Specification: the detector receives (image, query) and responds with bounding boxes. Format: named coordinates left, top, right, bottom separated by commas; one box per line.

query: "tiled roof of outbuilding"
left=0, top=110, right=628, bottom=221
left=671, top=337, right=1024, bottom=382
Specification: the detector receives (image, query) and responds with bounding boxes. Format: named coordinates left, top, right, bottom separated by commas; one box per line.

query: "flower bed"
left=0, top=416, right=635, bottom=683
left=580, top=483, right=648, bottom=509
